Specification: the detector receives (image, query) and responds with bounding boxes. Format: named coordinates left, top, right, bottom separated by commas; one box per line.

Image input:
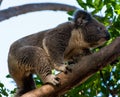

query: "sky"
left=0, top=0, right=80, bottom=91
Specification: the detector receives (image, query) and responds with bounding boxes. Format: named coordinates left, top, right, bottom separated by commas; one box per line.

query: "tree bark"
left=0, top=3, right=77, bottom=22
left=21, top=37, right=120, bottom=97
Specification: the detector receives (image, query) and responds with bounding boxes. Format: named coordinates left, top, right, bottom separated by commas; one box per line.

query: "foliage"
left=0, top=81, right=16, bottom=97
left=0, top=75, right=16, bottom=97
left=0, top=82, right=8, bottom=97
left=63, top=0, right=120, bottom=97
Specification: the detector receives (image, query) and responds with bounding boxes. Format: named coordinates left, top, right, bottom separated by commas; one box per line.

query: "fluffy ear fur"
left=73, top=10, right=92, bottom=27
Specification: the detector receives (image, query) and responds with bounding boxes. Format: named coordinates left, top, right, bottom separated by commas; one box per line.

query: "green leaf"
left=0, top=83, right=4, bottom=88
left=6, top=74, right=11, bottom=78
left=76, top=0, right=87, bottom=10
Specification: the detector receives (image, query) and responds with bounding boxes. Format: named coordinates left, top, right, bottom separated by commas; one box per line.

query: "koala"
left=8, top=10, right=110, bottom=96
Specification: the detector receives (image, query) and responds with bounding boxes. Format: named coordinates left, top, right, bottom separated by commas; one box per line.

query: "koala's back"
left=9, top=30, right=48, bottom=56
left=9, top=22, right=73, bottom=55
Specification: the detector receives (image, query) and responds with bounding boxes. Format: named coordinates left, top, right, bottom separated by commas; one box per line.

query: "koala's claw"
left=44, top=74, right=60, bottom=86
left=55, top=77, right=60, bottom=81
left=65, top=66, right=72, bottom=73
left=55, top=64, right=72, bottom=74
left=64, top=66, right=72, bottom=74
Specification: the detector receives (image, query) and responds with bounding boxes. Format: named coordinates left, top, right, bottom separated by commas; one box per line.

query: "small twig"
left=0, top=0, right=3, bottom=7
left=100, top=71, right=111, bottom=96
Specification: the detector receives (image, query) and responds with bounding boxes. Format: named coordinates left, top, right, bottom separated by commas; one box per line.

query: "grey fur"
left=8, top=10, right=110, bottom=96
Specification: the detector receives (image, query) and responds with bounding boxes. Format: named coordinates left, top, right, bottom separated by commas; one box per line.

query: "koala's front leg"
left=43, top=38, right=72, bottom=74
left=49, top=55, right=72, bottom=73
left=68, top=48, right=92, bottom=65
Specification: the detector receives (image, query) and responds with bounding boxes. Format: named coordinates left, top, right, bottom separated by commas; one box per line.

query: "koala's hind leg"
left=8, top=46, right=59, bottom=96
left=8, top=54, right=36, bottom=97
left=15, top=74, right=35, bottom=97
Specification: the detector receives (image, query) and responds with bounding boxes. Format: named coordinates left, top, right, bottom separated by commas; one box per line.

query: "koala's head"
left=73, top=10, right=110, bottom=48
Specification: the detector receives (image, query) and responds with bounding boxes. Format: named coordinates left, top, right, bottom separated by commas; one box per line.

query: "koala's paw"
left=44, top=74, right=60, bottom=86
left=56, top=64, right=72, bottom=74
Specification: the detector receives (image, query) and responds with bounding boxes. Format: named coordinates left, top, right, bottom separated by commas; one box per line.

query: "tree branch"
left=0, top=0, right=2, bottom=6
left=21, top=37, right=120, bottom=97
left=0, top=3, right=77, bottom=22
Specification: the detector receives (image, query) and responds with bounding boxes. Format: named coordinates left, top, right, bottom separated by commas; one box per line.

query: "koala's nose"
left=105, top=30, right=110, bottom=40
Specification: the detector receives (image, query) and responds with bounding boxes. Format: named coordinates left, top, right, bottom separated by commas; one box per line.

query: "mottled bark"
left=21, top=37, right=120, bottom=97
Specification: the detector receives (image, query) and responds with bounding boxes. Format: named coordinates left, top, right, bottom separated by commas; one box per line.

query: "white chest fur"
left=64, top=29, right=89, bottom=60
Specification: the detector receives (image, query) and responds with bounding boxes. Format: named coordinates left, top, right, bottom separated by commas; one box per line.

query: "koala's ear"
left=73, top=10, right=92, bottom=27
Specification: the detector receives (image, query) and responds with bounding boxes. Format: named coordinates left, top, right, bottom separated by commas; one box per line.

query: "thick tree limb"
left=21, top=37, right=120, bottom=97
left=0, top=3, right=77, bottom=22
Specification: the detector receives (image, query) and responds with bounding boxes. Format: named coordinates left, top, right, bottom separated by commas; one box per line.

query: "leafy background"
left=66, top=0, right=120, bottom=97
left=0, top=0, right=120, bottom=97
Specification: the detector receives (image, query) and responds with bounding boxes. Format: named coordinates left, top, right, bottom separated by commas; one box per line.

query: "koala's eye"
left=97, top=27, right=102, bottom=31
